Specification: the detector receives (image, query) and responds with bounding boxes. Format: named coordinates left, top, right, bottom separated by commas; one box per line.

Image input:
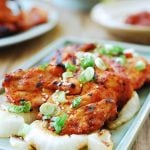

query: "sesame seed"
left=80, top=84, right=82, bottom=87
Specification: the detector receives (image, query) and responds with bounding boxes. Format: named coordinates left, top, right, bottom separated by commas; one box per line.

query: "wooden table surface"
left=0, top=3, right=149, bottom=150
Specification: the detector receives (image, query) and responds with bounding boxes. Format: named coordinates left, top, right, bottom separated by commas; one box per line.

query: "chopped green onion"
left=109, top=46, right=124, bottom=55
left=98, top=45, right=124, bottom=56
left=135, top=60, right=146, bottom=71
left=97, top=47, right=108, bottom=55
left=51, top=113, right=68, bottom=134
left=79, top=67, right=95, bottom=84
left=80, top=53, right=95, bottom=69
left=52, top=90, right=66, bottom=103
left=95, top=58, right=107, bottom=70
left=17, top=123, right=30, bottom=137
left=114, top=55, right=126, bottom=66
left=65, top=62, right=77, bottom=72
left=62, top=71, right=73, bottom=80
left=72, top=96, right=82, bottom=108
left=76, top=52, right=84, bottom=59
left=40, top=102, right=58, bottom=116
left=8, top=100, right=31, bottom=113
left=39, top=63, right=49, bottom=71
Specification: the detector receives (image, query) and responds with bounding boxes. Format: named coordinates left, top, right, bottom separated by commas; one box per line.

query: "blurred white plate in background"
left=91, top=0, right=150, bottom=44
left=0, top=0, right=58, bottom=48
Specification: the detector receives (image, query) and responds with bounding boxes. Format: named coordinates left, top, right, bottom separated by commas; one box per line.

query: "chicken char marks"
left=3, top=64, right=65, bottom=107
left=2, top=43, right=150, bottom=135
left=61, top=99, right=117, bottom=135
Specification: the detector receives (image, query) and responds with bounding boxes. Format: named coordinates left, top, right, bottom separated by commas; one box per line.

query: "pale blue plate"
left=0, top=37, right=150, bottom=150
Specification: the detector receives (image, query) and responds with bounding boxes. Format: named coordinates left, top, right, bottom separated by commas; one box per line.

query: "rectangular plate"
left=0, top=37, right=150, bottom=150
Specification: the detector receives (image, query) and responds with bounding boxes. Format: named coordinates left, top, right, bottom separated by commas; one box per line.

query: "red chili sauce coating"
left=125, top=11, right=150, bottom=26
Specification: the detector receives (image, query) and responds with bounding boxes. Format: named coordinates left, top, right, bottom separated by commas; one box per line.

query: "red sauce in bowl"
left=125, top=11, right=150, bottom=26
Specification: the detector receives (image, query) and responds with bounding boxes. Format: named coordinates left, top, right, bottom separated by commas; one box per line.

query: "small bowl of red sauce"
left=91, top=0, right=150, bottom=44
left=125, top=11, right=150, bottom=26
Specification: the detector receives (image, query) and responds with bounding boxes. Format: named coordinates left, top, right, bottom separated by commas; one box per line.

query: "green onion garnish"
left=98, top=45, right=124, bottom=56
left=80, top=54, right=95, bottom=69
left=62, top=71, right=73, bottom=80
left=97, top=47, right=108, bottom=55
left=72, top=96, right=82, bottom=108
left=109, top=46, right=124, bottom=55
left=79, top=67, right=95, bottom=84
left=95, top=57, right=107, bottom=70
left=8, top=100, right=31, bottom=113
left=114, top=55, right=126, bottom=66
left=40, top=103, right=58, bottom=117
left=39, top=63, right=49, bottom=71
left=51, top=113, right=68, bottom=134
left=52, top=90, right=66, bottom=103
left=76, top=52, right=84, bottom=59
left=135, top=60, right=146, bottom=71
left=65, top=62, right=77, bottom=72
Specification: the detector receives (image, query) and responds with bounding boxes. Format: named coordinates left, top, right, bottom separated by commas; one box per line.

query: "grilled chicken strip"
left=102, top=55, right=150, bottom=90
left=61, top=99, right=117, bottom=135
left=77, top=70, right=132, bottom=109
left=124, top=57, right=150, bottom=89
left=0, top=0, right=48, bottom=37
left=3, top=65, right=65, bottom=107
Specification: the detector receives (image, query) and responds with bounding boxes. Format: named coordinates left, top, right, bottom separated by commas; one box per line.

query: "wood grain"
left=0, top=3, right=149, bottom=150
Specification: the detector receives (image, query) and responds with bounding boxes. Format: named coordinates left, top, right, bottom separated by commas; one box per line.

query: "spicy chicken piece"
left=124, top=57, right=150, bottom=90
left=74, top=70, right=132, bottom=109
left=17, top=7, right=48, bottom=31
left=102, top=55, right=150, bottom=90
left=3, top=64, right=65, bottom=107
left=0, top=0, right=18, bottom=23
left=61, top=99, right=117, bottom=135
left=0, top=0, right=48, bottom=37
left=0, top=0, right=19, bottom=37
